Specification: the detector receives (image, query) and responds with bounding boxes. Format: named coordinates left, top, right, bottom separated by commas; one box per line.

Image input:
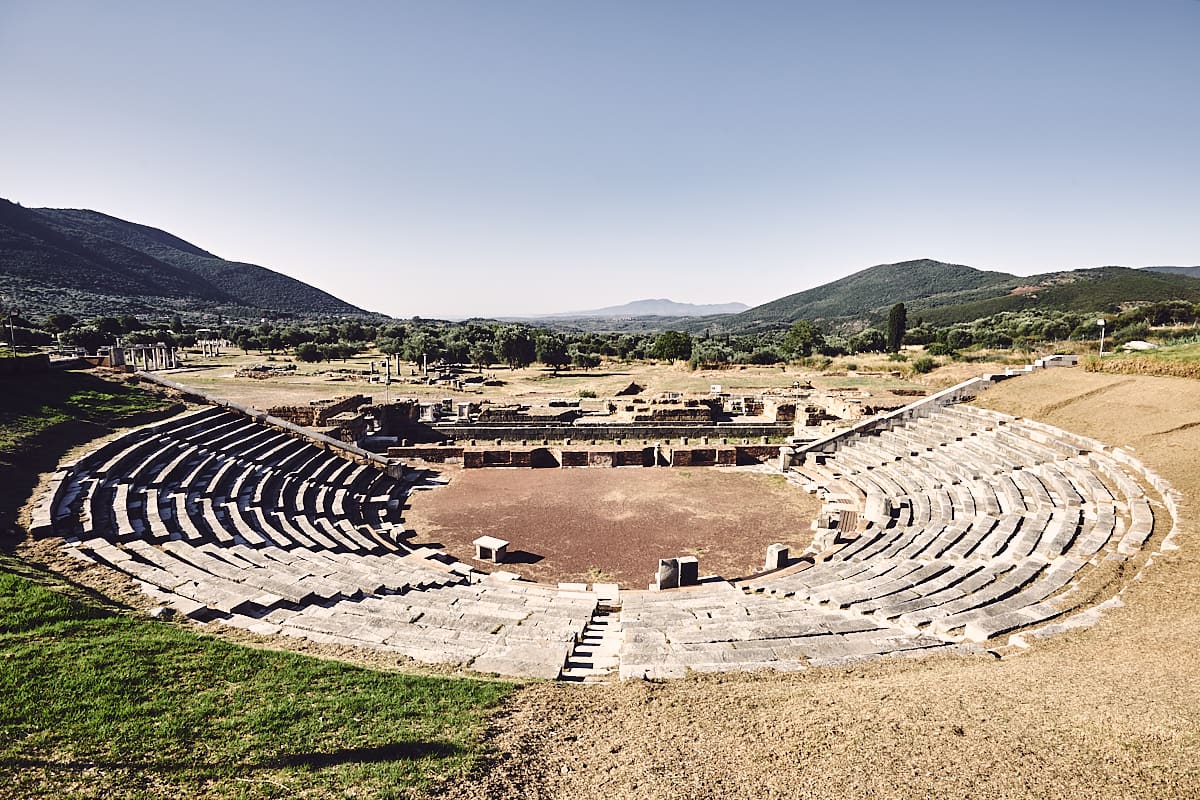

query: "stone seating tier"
left=40, top=392, right=1170, bottom=680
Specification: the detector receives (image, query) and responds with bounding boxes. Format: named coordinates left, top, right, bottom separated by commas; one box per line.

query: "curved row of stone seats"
left=753, top=401, right=1159, bottom=643
left=212, top=576, right=599, bottom=679
left=617, top=581, right=960, bottom=680
left=46, top=405, right=609, bottom=679
left=56, top=409, right=411, bottom=555
left=609, top=399, right=1166, bottom=679
left=47, top=406, right=460, bottom=603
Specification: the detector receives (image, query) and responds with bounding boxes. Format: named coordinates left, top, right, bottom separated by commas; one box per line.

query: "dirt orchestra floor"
left=402, top=466, right=822, bottom=586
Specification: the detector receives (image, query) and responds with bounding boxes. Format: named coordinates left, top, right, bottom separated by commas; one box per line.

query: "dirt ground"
left=403, top=467, right=821, bottom=586
left=440, top=369, right=1200, bottom=800
left=161, top=349, right=943, bottom=412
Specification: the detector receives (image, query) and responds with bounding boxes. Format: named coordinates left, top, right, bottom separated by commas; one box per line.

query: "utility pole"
left=4, top=298, right=17, bottom=355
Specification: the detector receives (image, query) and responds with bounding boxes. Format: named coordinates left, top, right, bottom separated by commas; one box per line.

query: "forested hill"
left=0, top=198, right=368, bottom=318
left=1145, top=265, right=1200, bottom=279
left=720, top=259, right=1200, bottom=331
left=731, top=259, right=1022, bottom=328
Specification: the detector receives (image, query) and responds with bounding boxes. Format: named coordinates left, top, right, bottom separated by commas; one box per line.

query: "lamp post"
left=5, top=302, right=17, bottom=356
left=1097, top=318, right=1106, bottom=357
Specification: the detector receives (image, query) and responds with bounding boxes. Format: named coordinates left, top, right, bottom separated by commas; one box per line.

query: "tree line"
left=7, top=300, right=1199, bottom=366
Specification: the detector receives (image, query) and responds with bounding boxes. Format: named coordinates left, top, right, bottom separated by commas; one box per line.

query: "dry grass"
left=165, top=349, right=933, bottom=411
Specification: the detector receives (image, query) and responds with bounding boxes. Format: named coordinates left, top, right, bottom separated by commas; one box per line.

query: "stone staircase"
left=560, top=604, right=623, bottom=683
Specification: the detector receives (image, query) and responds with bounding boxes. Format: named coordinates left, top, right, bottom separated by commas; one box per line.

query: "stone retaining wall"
left=411, top=422, right=792, bottom=443
left=134, top=372, right=398, bottom=477
left=391, top=443, right=783, bottom=468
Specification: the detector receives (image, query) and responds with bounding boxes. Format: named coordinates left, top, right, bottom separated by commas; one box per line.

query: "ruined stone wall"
left=0, top=353, right=51, bottom=375
left=665, top=446, right=738, bottom=467
left=415, top=422, right=791, bottom=443
left=387, top=445, right=465, bottom=462
left=268, top=394, right=368, bottom=427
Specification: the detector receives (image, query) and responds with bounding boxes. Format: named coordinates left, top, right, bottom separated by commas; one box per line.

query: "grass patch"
left=0, top=369, right=518, bottom=798
left=0, top=568, right=513, bottom=798
left=0, top=370, right=169, bottom=453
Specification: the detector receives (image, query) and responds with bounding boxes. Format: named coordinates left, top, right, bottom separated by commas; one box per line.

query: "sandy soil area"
left=403, top=467, right=821, bottom=586
left=441, top=369, right=1200, bottom=800
left=162, top=351, right=933, bottom=412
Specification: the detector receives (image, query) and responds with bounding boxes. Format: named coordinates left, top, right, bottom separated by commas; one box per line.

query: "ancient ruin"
left=30, top=356, right=1174, bottom=681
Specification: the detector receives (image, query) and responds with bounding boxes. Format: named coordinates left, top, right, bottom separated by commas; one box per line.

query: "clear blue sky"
left=2, top=1, right=1197, bottom=318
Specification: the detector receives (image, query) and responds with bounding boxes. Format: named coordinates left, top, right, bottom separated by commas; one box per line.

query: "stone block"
left=677, top=555, right=699, bottom=586
left=764, top=543, right=789, bottom=571
left=473, top=535, right=510, bottom=563
left=654, top=558, right=680, bottom=590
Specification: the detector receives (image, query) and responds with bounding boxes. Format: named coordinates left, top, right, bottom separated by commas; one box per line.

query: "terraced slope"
left=34, top=391, right=1171, bottom=680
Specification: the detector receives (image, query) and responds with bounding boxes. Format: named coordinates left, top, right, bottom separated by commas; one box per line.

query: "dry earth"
left=162, top=351, right=937, bottom=412
left=440, top=369, right=1200, bottom=800
left=403, top=467, right=821, bottom=586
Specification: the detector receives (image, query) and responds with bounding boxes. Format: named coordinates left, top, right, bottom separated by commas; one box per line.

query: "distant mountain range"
left=1144, top=265, right=1200, bottom=279
left=3, top=198, right=1196, bottom=331
left=518, top=298, right=749, bottom=320
left=534, top=259, right=1200, bottom=334
left=0, top=198, right=368, bottom=319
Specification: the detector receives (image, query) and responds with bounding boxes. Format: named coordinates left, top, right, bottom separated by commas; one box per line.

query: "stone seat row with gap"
left=613, top=399, right=1165, bottom=678
left=36, top=394, right=1167, bottom=679
left=749, top=402, right=1155, bottom=640
left=43, top=404, right=605, bottom=679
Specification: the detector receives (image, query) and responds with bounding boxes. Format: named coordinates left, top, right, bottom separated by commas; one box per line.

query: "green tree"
left=784, top=320, right=824, bottom=358
left=690, top=339, right=733, bottom=367
left=850, top=328, right=886, bottom=354
left=469, top=342, right=495, bottom=370
left=294, top=342, right=323, bottom=362
left=569, top=346, right=601, bottom=370
left=44, top=313, right=78, bottom=333
left=651, top=330, right=692, bottom=361
left=94, top=316, right=123, bottom=340
left=493, top=325, right=536, bottom=369
left=61, top=326, right=107, bottom=353
left=536, top=333, right=570, bottom=372
left=886, top=302, right=907, bottom=353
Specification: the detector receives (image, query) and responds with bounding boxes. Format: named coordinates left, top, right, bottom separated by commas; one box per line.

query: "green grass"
left=1144, top=340, right=1200, bottom=362
left=0, top=369, right=518, bottom=798
left=0, top=370, right=169, bottom=452
left=0, top=568, right=512, bottom=798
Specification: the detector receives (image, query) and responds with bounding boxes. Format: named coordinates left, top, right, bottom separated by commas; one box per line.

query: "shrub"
left=911, top=355, right=936, bottom=374
left=926, top=342, right=956, bottom=357
left=578, top=389, right=597, bottom=399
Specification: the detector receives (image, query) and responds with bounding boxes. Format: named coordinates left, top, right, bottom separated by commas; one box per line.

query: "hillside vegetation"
left=0, top=199, right=367, bottom=319
left=715, top=259, right=1200, bottom=333
left=732, top=259, right=1020, bottom=329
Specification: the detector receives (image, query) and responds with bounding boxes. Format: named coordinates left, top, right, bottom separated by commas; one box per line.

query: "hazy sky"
left=2, top=1, right=1197, bottom=319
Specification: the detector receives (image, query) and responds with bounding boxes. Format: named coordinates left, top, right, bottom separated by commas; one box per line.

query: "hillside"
left=918, top=266, right=1200, bottom=325
left=0, top=199, right=369, bottom=319
left=729, top=259, right=1021, bottom=329
left=1145, top=265, right=1200, bottom=279
left=718, top=259, right=1200, bottom=332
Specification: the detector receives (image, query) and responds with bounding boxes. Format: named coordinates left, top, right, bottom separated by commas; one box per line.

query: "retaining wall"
left=403, top=422, right=791, bottom=443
